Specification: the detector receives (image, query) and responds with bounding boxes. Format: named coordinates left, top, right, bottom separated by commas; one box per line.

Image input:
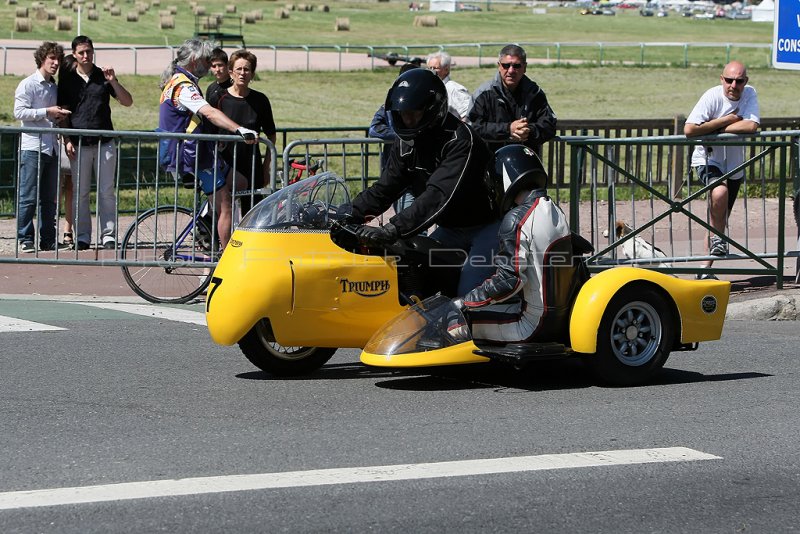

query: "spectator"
left=456, top=145, right=575, bottom=343
left=351, top=69, right=501, bottom=294
left=469, top=44, right=557, bottom=155
left=158, top=39, right=257, bottom=251
left=215, top=49, right=277, bottom=213
left=684, top=60, right=760, bottom=279
left=58, top=35, right=133, bottom=250
left=205, top=47, right=232, bottom=108
left=426, top=51, right=472, bottom=121
left=13, top=41, right=71, bottom=253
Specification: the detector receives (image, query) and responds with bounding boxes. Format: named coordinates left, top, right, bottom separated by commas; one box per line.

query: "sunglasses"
left=722, top=76, right=746, bottom=85
left=499, top=62, right=524, bottom=70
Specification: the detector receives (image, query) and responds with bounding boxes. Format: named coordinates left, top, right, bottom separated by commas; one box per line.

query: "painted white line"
left=77, top=302, right=206, bottom=326
left=0, top=314, right=66, bottom=333
left=0, top=447, right=719, bottom=510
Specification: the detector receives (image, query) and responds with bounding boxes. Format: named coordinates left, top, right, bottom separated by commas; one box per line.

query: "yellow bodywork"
left=568, top=267, right=730, bottom=353
left=206, top=229, right=406, bottom=347
left=361, top=341, right=491, bottom=367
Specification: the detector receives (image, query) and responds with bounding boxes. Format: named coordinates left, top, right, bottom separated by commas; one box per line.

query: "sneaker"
left=39, top=242, right=56, bottom=252
left=696, top=271, right=719, bottom=281
left=709, top=236, right=728, bottom=257
left=76, top=241, right=90, bottom=251
left=103, top=240, right=116, bottom=250
left=20, top=241, right=35, bottom=253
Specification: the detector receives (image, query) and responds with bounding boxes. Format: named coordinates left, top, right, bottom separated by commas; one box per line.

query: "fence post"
left=671, top=114, right=685, bottom=199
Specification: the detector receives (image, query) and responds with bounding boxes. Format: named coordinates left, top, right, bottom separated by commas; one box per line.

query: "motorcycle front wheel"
left=238, top=319, right=337, bottom=376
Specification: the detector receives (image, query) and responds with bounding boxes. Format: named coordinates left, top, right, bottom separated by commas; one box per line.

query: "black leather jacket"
left=468, top=73, right=557, bottom=154
left=351, top=114, right=500, bottom=237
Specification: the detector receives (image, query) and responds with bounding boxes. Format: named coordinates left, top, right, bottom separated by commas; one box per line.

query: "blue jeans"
left=17, top=150, right=58, bottom=247
left=430, top=219, right=502, bottom=296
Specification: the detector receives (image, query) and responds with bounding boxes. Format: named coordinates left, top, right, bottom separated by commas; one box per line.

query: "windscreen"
left=363, top=294, right=472, bottom=356
left=238, top=171, right=351, bottom=231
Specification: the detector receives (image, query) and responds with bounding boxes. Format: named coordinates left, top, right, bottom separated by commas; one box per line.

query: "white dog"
left=606, top=221, right=670, bottom=269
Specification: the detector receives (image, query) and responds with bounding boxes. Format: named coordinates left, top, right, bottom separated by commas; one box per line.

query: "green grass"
left=2, top=65, right=798, bottom=131
left=2, top=1, right=774, bottom=49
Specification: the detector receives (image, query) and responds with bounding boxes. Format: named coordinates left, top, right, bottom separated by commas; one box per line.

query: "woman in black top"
left=216, top=49, right=277, bottom=213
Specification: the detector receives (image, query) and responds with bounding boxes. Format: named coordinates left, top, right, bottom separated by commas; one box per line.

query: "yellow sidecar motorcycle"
left=206, top=173, right=730, bottom=386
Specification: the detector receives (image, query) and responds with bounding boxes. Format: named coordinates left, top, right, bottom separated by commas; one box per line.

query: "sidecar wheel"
left=590, top=285, right=674, bottom=386
left=238, top=319, right=337, bottom=376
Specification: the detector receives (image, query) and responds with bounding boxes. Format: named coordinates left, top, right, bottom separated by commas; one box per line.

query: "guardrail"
left=564, top=131, right=800, bottom=287
left=2, top=127, right=798, bottom=290
left=0, top=41, right=777, bottom=76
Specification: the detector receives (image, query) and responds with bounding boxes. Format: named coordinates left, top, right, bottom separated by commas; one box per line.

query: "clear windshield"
left=238, top=171, right=351, bottom=231
left=363, top=295, right=472, bottom=355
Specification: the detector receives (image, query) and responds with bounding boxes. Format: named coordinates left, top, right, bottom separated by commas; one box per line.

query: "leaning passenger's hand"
left=236, top=127, right=258, bottom=144
left=355, top=223, right=398, bottom=247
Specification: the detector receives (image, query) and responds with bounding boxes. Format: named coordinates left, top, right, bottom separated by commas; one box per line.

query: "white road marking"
left=0, top=447, right=719, bottom=510
left=0, top=315, right=66, bottom=333
left=77, top=302, right=206, bottom=326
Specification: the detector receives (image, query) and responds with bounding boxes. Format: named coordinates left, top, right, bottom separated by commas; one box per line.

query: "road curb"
left=726, top=292, right=799, bottom=321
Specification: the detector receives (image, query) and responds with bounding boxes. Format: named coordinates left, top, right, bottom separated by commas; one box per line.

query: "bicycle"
left=120, top=156, right=324, bottom=304
left=120, top=195, right=217, bottom=304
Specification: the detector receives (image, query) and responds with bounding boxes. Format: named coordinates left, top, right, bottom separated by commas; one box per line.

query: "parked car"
left=457, top=3, right=481, bottom=11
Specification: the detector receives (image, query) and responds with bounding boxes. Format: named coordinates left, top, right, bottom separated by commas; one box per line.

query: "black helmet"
left=385, top=68, right=448, bottom=141
left=492, top=144, right=548, bottom=211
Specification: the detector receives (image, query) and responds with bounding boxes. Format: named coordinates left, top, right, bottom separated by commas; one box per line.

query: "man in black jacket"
left=351, top=69, right=502, bottom=295
left=468, top=44, right=557, bottom=155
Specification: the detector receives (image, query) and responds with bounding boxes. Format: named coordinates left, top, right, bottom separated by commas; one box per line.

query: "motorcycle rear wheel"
left=238, top=319, right=337, bottom=376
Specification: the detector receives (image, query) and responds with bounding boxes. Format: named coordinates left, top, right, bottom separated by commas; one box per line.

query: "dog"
left=608, top=220, right=671, bottom=269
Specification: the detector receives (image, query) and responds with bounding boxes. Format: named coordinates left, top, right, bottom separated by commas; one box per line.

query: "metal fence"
left=0, top=41, right=778, bottom=76
left=1, top=126, right=798, bottom=289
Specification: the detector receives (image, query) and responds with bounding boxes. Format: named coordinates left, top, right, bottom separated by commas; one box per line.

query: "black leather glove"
left=356, top=222, right=399, bottom=247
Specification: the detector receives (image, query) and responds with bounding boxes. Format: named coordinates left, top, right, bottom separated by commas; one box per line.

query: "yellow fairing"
left=569, top=267, right=730, bottom=353
left=206, top=229, right=406, bottom=346
left=361, top=341, right=490, bottom=367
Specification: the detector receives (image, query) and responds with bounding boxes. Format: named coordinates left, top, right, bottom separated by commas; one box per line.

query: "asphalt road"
left=0, top=299, right=798, bottom=533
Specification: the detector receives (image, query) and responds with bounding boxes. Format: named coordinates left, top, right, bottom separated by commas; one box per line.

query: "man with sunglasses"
left=684, top=61, right=760, bottom=279
left=469, top=44, right=557, bottom=155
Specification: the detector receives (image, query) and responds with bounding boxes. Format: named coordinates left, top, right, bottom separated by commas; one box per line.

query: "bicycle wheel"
left=120, top=206, right=215, bottom=304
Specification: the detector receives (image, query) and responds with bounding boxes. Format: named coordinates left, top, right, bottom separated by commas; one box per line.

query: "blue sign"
left=773, top=0, right=800, bottom=69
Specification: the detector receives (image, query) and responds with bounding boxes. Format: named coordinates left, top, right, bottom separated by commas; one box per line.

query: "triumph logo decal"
left=340, top=278, right=390, bottom=297
left=701, top=295, right=718, bottom=314
left=229, top=239, right=243, bottom=248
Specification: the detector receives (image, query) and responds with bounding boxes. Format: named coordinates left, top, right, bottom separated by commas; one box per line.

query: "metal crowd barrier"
left=2, top=127, right=798, bottom=288
left=564, top=131, right=800, bottom=287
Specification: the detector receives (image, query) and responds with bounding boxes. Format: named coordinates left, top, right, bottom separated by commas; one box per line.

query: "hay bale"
left=252, top=8, right=262, bottom=19
left=274, top=7, right=289, bottom=18
left=54, top=15, right=72, bottom=30
left=87, top=8, right=98, bottom=19
left=109, top=5, right=120, bottom=15
left=15, top=6, right=27, bottom=16
left=85, top=1, right=95, bottom=8
left=44, top=8, right=57, bottom=19
left=158, top=9, right=169, bottom=16
left=242, top=12, right=255, bottom=23
left=320, top=4, right=329, bottom=12
left=168, top=5, right=176, bottom=14
left=203, top=18, right=219, bottom=30
left=285, top=3, right=294, bottom=10
left=334, top=16, right=349, bottom=31
left=33, top=7, right=48, bottom=19
left=225, top=4, right=235, bottom=13
left=159, top=14, right=174, bottom=28
left=193, top=5, right=205, bottom=15
left=413, top=15, right=437, bottom=27
left=126, top=11, right=138, bottom=21
left=14, top=17, right=32, bottom=31
left=7, top=0, right=18, bottom=5
left=151, top=0, right=160, bottom=6
left=136, top=2, right=147, bottom=14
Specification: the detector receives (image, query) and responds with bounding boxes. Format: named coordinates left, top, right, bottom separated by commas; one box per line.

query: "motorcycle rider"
left=455, top=145, right=577, bottom=343
left=350, top=68, right=502, bottom=294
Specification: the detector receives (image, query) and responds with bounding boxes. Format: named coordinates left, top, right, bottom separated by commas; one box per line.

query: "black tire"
left=238, top=319, right=337, bottom=376
left=120, top=206, right=214, bottom=304
left=590, top=285, right=674, bottom=386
